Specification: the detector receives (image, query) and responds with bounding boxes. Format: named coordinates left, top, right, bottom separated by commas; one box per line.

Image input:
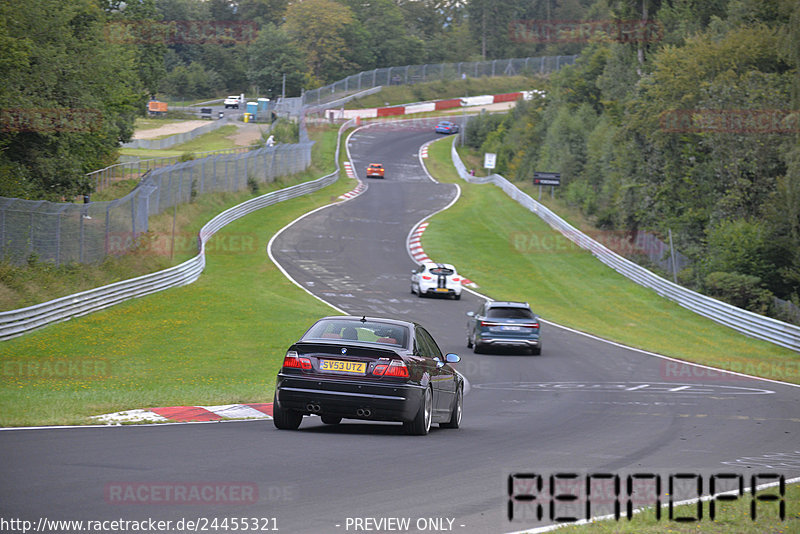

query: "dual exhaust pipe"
left=306, top=403, right=372, bottom=418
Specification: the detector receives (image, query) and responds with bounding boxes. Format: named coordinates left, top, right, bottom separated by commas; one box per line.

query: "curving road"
left=1, top=120, right=799, bottom=533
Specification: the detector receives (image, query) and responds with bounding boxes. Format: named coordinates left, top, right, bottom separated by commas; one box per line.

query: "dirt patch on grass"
left=228, top=124, right=267, bottom=146
left=133, top=120, right=210, bottom=140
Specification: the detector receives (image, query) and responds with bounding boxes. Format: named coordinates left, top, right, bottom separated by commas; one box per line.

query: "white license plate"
left=501, top=325, right=522, bottom=331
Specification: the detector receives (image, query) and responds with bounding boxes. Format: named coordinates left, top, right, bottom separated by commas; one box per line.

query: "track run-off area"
left=1, top=120, right=799, bottom=533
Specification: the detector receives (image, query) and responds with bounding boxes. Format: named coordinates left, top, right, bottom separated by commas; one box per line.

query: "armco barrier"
left=450, top=138, right=800, bottom=352
left=0, top=119, right=355, bottom=341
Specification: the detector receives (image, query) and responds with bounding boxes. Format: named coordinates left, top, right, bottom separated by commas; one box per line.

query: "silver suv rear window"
left=486, top=307, right=534, bottom=319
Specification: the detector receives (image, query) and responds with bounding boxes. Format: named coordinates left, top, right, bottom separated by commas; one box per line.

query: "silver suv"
left=466, top=301, right=541, bottom=355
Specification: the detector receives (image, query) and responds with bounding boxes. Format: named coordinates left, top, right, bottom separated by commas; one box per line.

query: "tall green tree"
left=284, top=0, right=357, bottom=85
left=0, top=0, right=143, bottom=199
left=104, top=0, right=167, bottom=98
left=246, top=24, right=306, bottom=98
left=238, top=0, right=288, bottom=27
left=341, top=0, right=425, bottom=69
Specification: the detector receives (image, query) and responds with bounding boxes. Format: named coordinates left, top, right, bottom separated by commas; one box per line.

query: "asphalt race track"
left=2, top=120, right=799, bottom=533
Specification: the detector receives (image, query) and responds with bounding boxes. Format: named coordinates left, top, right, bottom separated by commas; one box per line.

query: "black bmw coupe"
left=273, top=316, right=463, bottom=435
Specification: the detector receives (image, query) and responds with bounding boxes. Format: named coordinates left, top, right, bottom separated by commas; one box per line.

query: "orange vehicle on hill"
left=366, top=163, right=385, bottom=179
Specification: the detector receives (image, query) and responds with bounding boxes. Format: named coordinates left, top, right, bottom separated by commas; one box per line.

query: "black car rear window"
left=486, top=307, right=534, bottom=319
left=303, top=320, right=409, bottom=347
left=429, top=268, right=454, bottom=275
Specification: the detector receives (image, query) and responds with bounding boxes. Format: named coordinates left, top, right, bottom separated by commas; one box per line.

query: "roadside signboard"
left=533, top=171, right=560, bottom=186
left=484, top=152, right=497, bottom=170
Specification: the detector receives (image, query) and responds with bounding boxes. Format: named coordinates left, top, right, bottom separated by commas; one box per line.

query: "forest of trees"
left=466, top=0, right=799, bottom=319
left=0, top=0, right=597, bottom=200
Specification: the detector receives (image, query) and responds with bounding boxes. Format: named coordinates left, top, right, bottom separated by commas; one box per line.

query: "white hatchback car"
left=411, top=262, right=463, bottom=300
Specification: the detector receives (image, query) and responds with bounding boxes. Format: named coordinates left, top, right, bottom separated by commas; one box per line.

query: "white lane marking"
left=722, top=451, right=800, bottom=469
left=668, top=385, right=691, bottom=392
left=473, top=382, right=775, bottom=395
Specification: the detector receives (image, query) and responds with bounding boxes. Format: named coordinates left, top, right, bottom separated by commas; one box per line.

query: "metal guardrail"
left=0, top=119, right=355, bottom=341
left=450, top=139, right=800, bottom=352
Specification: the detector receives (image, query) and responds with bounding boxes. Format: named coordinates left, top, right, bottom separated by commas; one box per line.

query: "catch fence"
left=0, top=142, right=312, bottom=266
left=303, top=55, right=578, bottom=108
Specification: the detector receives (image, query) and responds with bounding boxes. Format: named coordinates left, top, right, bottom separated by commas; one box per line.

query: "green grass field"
left=0, top=121, right=352, bottom=426
left=423, top=137, right=799, bottom=385
left=0, top=177, right=353, bottom=427
left=120, top=124, right=258, bottom=159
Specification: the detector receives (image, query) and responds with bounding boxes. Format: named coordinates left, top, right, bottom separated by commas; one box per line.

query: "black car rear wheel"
left=272, top=394, right=303, bottom=430
left=439, top=386, right=462, bottom=429
left=404, top=387, right=432, bottom=436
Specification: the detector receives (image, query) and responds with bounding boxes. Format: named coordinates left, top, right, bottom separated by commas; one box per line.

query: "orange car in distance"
left=366, top=163, right=385, bottom=179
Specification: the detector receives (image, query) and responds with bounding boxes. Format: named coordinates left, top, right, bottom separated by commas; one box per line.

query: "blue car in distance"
left=435, top=121, right=460, bottom=134
left=466, top=301, right=542, bottom=355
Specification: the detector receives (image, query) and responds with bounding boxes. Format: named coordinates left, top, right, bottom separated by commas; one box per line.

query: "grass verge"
left=0, top=124, right=338, bottom=312
left=346, top=76, right=545, bottom=109
left=424, top=136, right=799, bottom=385
left=0, top=123, right=352, bottom=426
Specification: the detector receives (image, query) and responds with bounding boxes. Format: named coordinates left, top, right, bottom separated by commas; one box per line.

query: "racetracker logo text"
left=106, top=232, right=258, bottom=256
left=0, top=108, right=102, bottom=133
left=104, top=20, right=258, bottom=45
left=509, top=19, right=663, bottom=44
left=105, top=482, right=259, bottom=505
left=660, top=109, right=800, bottom=134
left=2, top=359, right=110, bottom=380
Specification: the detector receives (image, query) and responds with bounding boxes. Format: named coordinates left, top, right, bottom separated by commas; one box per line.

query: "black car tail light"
left=384, top=360, right=410, bottom=378
left=372, top=359, right=409, bottom=378
left=283, top=351, right=312, bottom=370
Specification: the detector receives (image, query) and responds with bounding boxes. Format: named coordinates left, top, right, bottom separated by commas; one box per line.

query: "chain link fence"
left=0, top=142, right=313, bottom=266
left=89, top=145, right=260, bottom=192
left=302, top=55, right=578, bottom=108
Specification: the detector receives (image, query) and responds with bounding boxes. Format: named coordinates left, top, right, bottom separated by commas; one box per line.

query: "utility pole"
left=481, top=3, right=487, bottom=60
left=282, top=73, right=286, bottom=100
